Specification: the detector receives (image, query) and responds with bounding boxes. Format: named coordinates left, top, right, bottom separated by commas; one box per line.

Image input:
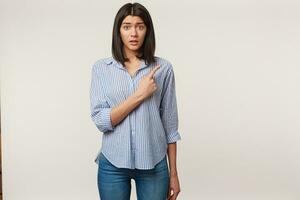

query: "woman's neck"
left=123, top=47, right=141, bottom=63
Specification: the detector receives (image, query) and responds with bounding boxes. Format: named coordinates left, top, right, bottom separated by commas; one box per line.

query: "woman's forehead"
left=122, top=15, right=144, bottom=24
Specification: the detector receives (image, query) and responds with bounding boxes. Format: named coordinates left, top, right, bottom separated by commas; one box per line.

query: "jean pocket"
left=99, top=152, right=109, bottom=162
left=155, top=156, right=168, bottom=170
left=98, top=152, right=117, bottom=169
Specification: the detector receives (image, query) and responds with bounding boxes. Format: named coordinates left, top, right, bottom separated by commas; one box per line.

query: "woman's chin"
left=128, top=46, right=140, bottom=51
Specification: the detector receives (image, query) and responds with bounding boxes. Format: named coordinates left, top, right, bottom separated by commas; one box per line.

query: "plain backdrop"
left=0, top=0, right=299, bottom=199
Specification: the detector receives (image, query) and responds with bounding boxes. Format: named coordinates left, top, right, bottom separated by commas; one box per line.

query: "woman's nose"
left=131, top=28, right=138, bottom=36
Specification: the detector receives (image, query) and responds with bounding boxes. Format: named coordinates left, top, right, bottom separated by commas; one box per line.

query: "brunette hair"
left=111, top=3, right=156, bottom=66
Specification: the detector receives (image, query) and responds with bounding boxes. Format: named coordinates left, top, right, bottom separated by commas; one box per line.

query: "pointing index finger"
left=148, top=64, right=160, bottom=78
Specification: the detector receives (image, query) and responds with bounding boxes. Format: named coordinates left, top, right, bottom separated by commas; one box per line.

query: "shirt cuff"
left=99, top=107, right=114, bottom=132
left=166, top=131, right=182, bottom=144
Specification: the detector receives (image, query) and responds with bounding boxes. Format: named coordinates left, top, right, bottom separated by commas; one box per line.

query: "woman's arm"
left=110, top=65, right=161, bottom=127
left=167, top=142, right=181, bottom=200
left=167, top=142, right=178, bottom=176
left=90, top=63, right=160, bottom=132
left=159, top=65, right=181, bottom=199
left=110, top=93, right=144, bottom=127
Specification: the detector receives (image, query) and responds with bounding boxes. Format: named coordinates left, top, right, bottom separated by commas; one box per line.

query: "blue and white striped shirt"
left=89, top=56, right=182, bottom=169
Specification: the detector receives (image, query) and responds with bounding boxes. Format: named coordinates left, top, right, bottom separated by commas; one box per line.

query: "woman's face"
left=120, top=15, right=147, bottom=53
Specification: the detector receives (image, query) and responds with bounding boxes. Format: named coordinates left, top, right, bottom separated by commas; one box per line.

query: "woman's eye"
left=122, top=25, right=144, bottom=30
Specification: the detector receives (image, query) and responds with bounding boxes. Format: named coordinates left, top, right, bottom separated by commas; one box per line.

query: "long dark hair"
left=112, top=3, right=156, bottom=67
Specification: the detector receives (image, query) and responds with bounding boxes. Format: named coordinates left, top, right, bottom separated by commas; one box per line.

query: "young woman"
left=90, top=3, right=182, bottom=200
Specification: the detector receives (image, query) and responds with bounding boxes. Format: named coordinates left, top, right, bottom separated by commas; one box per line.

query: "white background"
left=1, top=0, right=299, bottom=199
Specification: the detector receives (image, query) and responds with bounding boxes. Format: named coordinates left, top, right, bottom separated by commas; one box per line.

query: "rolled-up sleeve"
left=159, top=66, right=182, bottom=144
left=90, top=62, right=114, bottom=133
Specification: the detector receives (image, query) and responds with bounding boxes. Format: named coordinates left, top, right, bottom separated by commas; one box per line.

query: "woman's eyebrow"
left=122, top=22, right=145, bottom=25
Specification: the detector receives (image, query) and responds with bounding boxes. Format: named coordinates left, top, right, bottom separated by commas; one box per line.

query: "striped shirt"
left=89, top=56, right=182, bottom=169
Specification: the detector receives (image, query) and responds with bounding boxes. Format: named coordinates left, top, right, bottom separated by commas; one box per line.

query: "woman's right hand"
left=134, top=64, right=161, bottom=101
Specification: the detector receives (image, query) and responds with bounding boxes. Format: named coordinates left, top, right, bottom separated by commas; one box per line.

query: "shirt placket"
left=117, top=60, right=146, bottom=169
left=125, top=72, right=138, bottom=168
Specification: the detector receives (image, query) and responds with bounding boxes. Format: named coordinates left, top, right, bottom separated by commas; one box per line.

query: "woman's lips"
left=129, top=41, right=138, bottom=45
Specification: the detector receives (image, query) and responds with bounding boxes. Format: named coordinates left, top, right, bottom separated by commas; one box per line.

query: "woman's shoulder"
left=92, top=56, right=174, bottom=70
left=92, top=57, right=113, bottom=67
left=154, top=56, right=174, bottom=71
left=91, top=57, right=114, bottom=74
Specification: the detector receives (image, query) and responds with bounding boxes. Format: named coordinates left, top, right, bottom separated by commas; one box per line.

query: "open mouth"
left=129, top=41, right=138, bottom=45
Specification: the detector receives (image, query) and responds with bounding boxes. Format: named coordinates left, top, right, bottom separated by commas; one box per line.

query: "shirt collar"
left=105, top=57, right=148, bottom=70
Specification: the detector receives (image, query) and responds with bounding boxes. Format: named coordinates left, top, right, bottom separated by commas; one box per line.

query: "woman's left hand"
left=167, top=174, right=181, bottom=200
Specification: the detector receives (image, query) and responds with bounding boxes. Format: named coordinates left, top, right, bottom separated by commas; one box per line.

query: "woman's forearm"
left=167, top=142, right=178, bottom=177
left=110, top=93, right=144, bottom=128
left=110, top=65, right=160, bottom=128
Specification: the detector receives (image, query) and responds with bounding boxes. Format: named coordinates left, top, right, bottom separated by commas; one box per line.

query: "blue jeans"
left=97, top=152, right=170, bottom=200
